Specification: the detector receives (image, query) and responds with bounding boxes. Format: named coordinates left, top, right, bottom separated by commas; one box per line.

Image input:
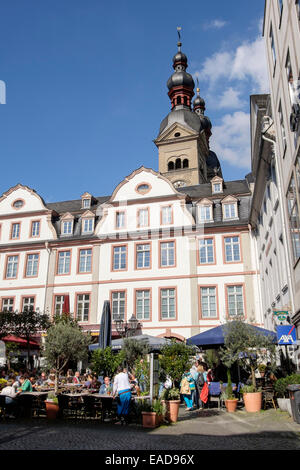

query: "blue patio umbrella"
left=186, top=323, right=277, bottom=348
left=98, top=300, right=112, bottom=350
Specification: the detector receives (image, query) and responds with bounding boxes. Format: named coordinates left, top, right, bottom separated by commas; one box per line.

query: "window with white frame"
left=160, top=288, right=176, bottom=319
left=160, top=241, right=175, bottom=267
left=113, top=246, right=127, bottom=270
left=6, top=255, right=18, bottom=279
left=136, top=244, right=150, bottom=269
left=227, top=285, right=244, bottom=316
left=25, top=253, right=39, bottom=277
left=161, top=206, right=172, bottom=224
left=82, top=198, right=91, bottom=209
left=57, top=251, right=71, bottom=275
left=224, top=236, right=241, bottom=262
left=200, top=287, right=217, bottom=318
left=136, top=290, right=150, bottom=320
left=22, top=297, right=35, bottom=312
left=213, top=183, right=222, bottom=193
left=116, top=211, right=125, bottom=229
left=138, top=208, right=149, bottom=227
left=82, top=218, right=94, bottom=233
left=199, top=238, right=214, bottom=264
left=199, top=205, right=213, bottom=222
left=62, top=220, right=73, bottom=235
left=31, top=221, right=40, bottom=237
left=2, top=298, right=14, bottom=312
left=11, top=223, right=20, bottom=239
left=78, top=249, right=92, bottom=273
left=76, top=294, right=90, bottom=322
left=223, top=203, right=237, bottom=220
left=112, top=291, right=125, bottom=320
left=54, top=295, right=65, bottom=316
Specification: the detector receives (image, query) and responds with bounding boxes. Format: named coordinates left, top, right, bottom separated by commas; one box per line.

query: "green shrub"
left=161, top=387, right=180, bottom=401
left=274, top=374, right=300, bottom=398
left=241, top=385, right=257, bottom=394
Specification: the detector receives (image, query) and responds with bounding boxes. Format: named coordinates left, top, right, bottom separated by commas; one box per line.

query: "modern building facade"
left=0, top=41, right=262, bottom=344
left=263, top=0, right=300, bottom=341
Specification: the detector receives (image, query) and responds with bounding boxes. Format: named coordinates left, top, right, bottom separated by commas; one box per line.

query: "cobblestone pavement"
left=0, top=405, right=300, bottom=451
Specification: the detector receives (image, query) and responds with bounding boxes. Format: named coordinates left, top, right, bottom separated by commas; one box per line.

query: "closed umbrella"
left=99, top=300, right=112, bottom=349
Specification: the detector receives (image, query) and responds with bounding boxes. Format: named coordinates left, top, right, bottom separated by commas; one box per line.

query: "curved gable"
left=0, top=184, right=48, bottom=215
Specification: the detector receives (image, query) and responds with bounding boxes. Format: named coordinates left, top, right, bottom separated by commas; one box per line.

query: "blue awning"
left=186, top=323, right=277, bottom=348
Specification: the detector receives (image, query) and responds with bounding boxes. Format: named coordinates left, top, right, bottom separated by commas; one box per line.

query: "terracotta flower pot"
left=165, top=400, right=180, bottom=423
left=45, top=401, right=59, bottom=420
left=142, top=411, right=159, bottom=428
left=225, top=399, right=238, bottom=413
left=243, top=392, right=262, bottom=413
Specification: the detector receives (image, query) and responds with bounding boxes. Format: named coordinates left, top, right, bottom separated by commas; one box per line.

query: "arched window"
left=175, top=158, right=181, bottom=169
left=183, top=159, right=189, bottom=168
left=168, top=161, right=174, bottom=171
left=183, top=96, right=188, bottom=106
left=177, top=96, right=182, bottom=105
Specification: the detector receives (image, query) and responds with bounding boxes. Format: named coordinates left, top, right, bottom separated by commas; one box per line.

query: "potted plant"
left=161, top=387, right=181, bottom=423
left=275, top=374, right=300, bottom=415
left=220, top=317, right=276, bottom=413
left=45, top=392, right=59, bottom=420
left=221, top=371, right=238, bottom=412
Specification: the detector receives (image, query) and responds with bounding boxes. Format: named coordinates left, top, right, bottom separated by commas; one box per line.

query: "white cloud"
left=203, top=19, right=228, bottom=30
left=210, top=111, right=251, bottom=169
left=196, top=36, right=269, bottom=94
left=218, top=87, right=247, bottom=109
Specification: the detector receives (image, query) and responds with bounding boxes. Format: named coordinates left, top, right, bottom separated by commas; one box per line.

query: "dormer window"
left=197, top=199, right=213, bottom=223
left=61, top=213, right=74, bottom=236
left=221, top=196, right=239, bottom=221
left=81, top=192, right=92, bottom=209
left=211, top=176, right=223, bottom=194
left=81, top=211, right=94, bottom=234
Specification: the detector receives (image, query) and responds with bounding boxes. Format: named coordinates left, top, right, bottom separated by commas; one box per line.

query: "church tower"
left=154, top=35, right=222, bottom=188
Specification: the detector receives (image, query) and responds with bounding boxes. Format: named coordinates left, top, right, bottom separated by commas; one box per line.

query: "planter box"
left=164, top=400, right=180, bottom=423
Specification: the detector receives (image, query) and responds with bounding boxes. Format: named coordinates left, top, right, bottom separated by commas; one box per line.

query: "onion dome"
left=167, top=40, right=195, bottom=110
left=193, top=88, right=206, bottom=114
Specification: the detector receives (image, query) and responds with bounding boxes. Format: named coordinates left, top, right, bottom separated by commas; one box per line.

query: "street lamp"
left=115, top=314, right=142, bottom=338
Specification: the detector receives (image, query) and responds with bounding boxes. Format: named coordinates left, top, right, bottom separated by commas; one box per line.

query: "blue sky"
left=0, top=0, right=268, bottom=203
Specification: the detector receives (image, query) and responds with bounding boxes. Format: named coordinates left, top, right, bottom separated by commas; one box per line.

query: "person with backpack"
left=196, top=362, right=208, bottom=410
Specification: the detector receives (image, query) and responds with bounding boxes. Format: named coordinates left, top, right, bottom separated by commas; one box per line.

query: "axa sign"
left=277, top=325, right=297, bottom=345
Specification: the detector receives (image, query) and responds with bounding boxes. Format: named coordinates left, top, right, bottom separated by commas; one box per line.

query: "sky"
left=0, top=0, right=269, bottom=203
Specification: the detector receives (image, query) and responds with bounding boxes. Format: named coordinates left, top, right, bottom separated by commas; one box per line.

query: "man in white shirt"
left=1, top=379, right=17, bottom=418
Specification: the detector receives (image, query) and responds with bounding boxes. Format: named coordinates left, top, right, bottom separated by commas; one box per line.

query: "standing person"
left=180, top=371, right=193, bottom=410
left=112, top=367, right=132, bottom=425
left=196, top=362, right=208, bottom=410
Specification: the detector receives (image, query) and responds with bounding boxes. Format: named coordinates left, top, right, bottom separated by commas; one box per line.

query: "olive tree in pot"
left=159, top=340, right=194, bottom=422
left=220, top=317, right=276, bottom=413
left=43, top=314, right=91, bottom=394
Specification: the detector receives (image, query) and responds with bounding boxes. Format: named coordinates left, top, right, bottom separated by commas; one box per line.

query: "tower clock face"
left=173, top=180, right=187, bottom=188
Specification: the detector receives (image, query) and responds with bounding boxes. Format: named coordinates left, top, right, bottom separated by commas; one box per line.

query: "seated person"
left=73, top=371, right=81, bottom=385
left=36, top=372, right=48, bottom=386
left=99, top=376, right=112, bottom=395
left=29, top=376, right=38, bottom=390
left=0, top=379, right=18, bottom=417
left=16, top=375, right=33, bottom=394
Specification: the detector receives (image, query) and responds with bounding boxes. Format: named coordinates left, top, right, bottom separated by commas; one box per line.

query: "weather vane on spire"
left=177, top=26, right=182, bottom=50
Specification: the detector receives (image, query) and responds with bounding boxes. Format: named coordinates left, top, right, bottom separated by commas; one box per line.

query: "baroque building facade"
left=0, top=41, right=262, bottom=344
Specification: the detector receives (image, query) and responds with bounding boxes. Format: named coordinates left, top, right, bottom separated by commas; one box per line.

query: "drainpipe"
left=261, top=125, right=295, bottom=316
left=43, top=241, right=51, bottom=316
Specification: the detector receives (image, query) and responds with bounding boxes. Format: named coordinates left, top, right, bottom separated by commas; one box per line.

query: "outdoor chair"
left=31, top=395, right=47, bottom=418
left=0, top=395, right=7, bottom=419
left=57, top=394, right=79, bottom=420
left=262, top=386, right=277, bottom=410
left=82, top=395, right=102, bottom=420
left=16, top=394, right=34, bottom=419
left=208, top=382, right=221, bottom=410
